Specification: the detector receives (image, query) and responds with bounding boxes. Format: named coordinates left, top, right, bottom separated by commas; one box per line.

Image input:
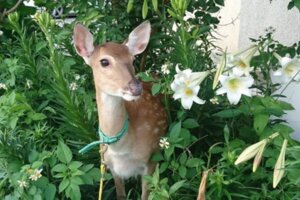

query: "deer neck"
left=96, top=90, right=127, bottom=138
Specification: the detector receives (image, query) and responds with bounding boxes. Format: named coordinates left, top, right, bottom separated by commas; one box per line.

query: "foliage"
left=0, top=0, right=300, bottom=200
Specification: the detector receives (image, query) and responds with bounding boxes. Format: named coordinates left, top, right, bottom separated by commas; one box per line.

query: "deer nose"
left=128, top=78, right=142, bottom=96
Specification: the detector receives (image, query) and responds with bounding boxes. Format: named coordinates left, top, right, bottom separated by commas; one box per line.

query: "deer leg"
left=113, top=174, right=126, bottom=200
left=141, top=162, right=156, bottom=200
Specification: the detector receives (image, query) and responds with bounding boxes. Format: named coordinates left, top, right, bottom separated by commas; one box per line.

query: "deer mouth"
left=122, top=92, right=141, bottom=101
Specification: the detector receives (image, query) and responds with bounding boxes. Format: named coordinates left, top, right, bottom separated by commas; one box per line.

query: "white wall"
left=217, top=0, right=300, bottom=140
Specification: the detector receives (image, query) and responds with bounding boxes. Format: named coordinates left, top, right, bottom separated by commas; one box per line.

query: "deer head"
left=73, top=21, right=151, bottom=101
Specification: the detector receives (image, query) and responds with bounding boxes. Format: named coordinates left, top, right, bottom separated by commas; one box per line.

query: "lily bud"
left=212, top=53, right=226, bottom=90
left=273, top=139, right=288, bottom=188
left=235, top=132, right=279, bottom=166
left=252, top=141, right=267, bottom=172
left=235, top=139, right=267, bottom=166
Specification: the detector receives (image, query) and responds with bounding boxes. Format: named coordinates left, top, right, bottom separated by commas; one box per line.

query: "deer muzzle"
left=128, top=78, right=142, bottom=96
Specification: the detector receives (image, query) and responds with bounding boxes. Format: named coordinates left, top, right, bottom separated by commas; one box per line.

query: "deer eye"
left=100, top=59, right=110, bottom=67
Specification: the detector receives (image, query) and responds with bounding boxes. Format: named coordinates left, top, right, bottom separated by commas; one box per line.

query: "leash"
left=98, top=144, right=107, bottom=200
left=79, top=114, right=129, bottom=200
left=79, top=114, right=129, bottom=154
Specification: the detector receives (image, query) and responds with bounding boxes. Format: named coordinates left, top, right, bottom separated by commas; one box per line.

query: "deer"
left=73, top=21, right=168, bottom=200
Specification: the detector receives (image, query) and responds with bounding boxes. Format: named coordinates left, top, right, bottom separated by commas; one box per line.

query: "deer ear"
left=125, top=21, right=151, bottom=56
left=73, top=23, right=94, bottom=64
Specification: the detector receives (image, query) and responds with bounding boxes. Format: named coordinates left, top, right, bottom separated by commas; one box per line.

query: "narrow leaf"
left=152, top=0, right=158, bottom=11
left=142, top=0, right=148, bottom=19
left=127, top=0, right=134, bottom=13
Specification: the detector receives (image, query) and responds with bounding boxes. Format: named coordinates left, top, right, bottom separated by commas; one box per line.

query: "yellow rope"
left=98, top=163, right=106, bottom=200
left=98, top=144, right=107, bottom=200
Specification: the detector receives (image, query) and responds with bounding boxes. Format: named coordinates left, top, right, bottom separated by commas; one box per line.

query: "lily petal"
left=227, top=91, right=242, bottom=105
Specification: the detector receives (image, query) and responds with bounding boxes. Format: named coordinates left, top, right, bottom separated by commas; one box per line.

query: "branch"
left=1, top=0, right=23, bottom=21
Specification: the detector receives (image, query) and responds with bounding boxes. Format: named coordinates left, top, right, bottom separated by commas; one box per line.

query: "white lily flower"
left=216, top=75, right=254, bottom=105
left=228, top=46, right=257, bottom=76
left=174, top=65, right=209, bottom=86
left=273, top=53, right=300, bottom=83
left=172, top=83, right=204, bottom=109
left=0, top=30, right=3, bottom=36
left=29, top=168, right=43, bottom=181
left=171, top=66, right=208, bottom=109
left=273, top=139, right=288, bottom=188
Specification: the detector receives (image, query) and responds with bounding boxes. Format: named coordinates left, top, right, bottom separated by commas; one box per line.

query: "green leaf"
left=159, top=162, right=169, bottom=173
left=151, top=152, right=164, bottom=162
left=32, top=161, right=43, bottom=168
left=59, top=179, right=70, bottom=193
left=288, top=1, right=295, bottom=10
left=69, top=161, right=83, bottom=171
left=273, top=124, right=294, bottom=138
left=71, top=176, right=84, bottom=185
left=277, top=100, right=294, bottom=110
left=179, top=152, right=187, bottom=164
left=57, top=141, right=73, bottom=164
left=151, top=83, right=161, bottom=96
left=169, top=121, right=181, bottom=139
left=30, top=113, right=46, bottom=121
left=152, top=0, right=158, bottom=11
left=70, top=183, right=81, bottom=200
left=165, top=146, right=174, bottom=160
left=137, top=72, right=154, bottom=82
left=207, top=6, right=220, bottom=13
left=127, top=0, right=134, bottom=13
left=294, top=0, right=300, bottom=11
left=182, top=118, right=199, bottom=128
left=213, top=109, right=242, bottom=118
left=178, top=165, right=187, bottom=178
left=142, top=0, right=148, bottom=19
left=215, top=0, right=224, bottom=6
left=186, top=158, right=203, bottom=168
left=224, top=125, right=230, bottom=145
left=167, top=8, right=177, bottom=18
left=10, top=117, right=18, bottom=129
left=45, top=184, right=56, bottom=200
left=254, top=114, right=269, bottom=133
left=169, top=180, right=185, bottom=195
left=28, top=150, right=39, bottom=163
left=35, top=41, right=47, bottom=52
left=52, top=164, right=68, bottom=173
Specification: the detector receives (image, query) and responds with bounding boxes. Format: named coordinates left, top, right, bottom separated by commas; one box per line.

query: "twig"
left=1, top=0, right=23, bottom=21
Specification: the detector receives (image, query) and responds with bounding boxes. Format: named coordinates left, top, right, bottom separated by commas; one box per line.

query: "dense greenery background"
left=1, top=0, right=300, bottom=200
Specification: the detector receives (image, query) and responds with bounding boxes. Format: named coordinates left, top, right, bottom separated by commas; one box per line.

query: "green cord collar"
left=79, top=114, right=129, bottom=154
